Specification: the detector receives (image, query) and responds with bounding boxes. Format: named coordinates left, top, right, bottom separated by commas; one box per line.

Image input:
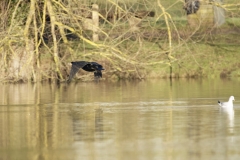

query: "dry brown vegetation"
left=0, top=0, right=240, bottom=82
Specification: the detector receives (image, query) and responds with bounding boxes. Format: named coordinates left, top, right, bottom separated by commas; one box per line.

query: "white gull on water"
left=218, top=96, right=235, bottom=109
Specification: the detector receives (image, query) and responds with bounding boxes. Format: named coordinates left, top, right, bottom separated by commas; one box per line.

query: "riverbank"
left=1, top=15, right=240, bottom=83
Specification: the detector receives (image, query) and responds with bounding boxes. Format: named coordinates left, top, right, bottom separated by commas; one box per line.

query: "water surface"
left=0, top=78, right=240, bottom=160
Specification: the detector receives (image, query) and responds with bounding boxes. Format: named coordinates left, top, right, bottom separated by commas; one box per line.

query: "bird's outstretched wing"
left=67, top=61, right=88, bottom=83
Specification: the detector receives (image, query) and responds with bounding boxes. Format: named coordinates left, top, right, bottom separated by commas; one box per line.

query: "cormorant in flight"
left=67, top=61, right=104, bottom=82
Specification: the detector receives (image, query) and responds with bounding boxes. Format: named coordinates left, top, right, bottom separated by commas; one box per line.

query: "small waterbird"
left=218, top=96, right=235, bottom=109
left=67, top=61, right=104, bottom=82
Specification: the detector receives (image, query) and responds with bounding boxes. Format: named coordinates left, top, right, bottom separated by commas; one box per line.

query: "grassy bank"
left=146, top=43, right=240, bottom=79
left=59, top=36, right=240, bottom=82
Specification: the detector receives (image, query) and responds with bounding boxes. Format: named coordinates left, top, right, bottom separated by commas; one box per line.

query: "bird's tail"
left=218, top=100, right=221, bottom=106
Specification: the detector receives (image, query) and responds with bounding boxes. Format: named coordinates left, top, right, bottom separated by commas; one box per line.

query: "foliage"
left=0, top=0, right=240, bottom=82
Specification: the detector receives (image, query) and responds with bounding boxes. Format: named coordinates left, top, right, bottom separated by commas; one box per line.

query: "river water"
left=0, top=78, right=240, bottom=160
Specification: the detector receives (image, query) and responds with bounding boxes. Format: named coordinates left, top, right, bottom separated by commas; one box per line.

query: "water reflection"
left=220, top=107, right=235, bottom=134
left=0, top=79, right=240, bottom=160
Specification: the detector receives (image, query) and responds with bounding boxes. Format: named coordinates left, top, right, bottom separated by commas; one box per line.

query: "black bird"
left=67, top=61, right=104, bottom=82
